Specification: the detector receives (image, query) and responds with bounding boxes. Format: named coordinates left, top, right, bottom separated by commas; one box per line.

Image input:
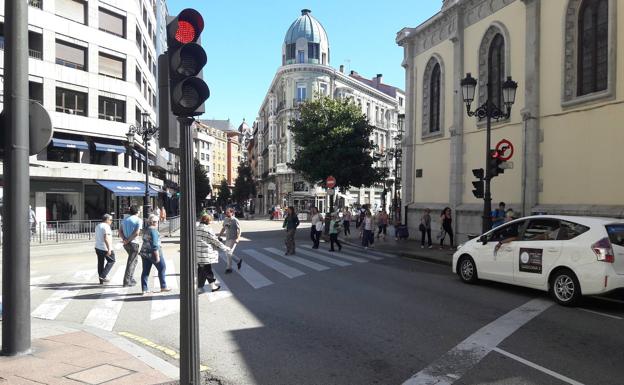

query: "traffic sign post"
left=326, top=176, right=336, bottom=189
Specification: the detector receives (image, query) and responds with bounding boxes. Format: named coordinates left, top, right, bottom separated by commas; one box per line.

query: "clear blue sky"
left=166, top=1, right=440, bottom=127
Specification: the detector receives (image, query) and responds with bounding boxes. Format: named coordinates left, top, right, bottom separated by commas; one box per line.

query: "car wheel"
left=458, top=255, right=478, bottom=284
left=549, top=269, right=581, bottom=306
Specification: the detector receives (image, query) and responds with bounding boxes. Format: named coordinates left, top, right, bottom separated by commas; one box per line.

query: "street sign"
left=326, top=176, right=336, bottom=188
left=495, top=139, right=514, bottom=161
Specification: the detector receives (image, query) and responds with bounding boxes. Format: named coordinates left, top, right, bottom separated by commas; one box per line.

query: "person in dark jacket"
left=283, top=206, right=300, bottom=255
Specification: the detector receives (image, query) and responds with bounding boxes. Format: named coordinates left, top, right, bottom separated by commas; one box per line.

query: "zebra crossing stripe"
left=32, top=270, right=95, bottom=320
left=264, top=248, right=329, bottom=271
left=242, top=249, right=305, bottom=279
left=339, top=248, right=383, bottom=261
left=83, top=265, right=130, bottom=331
left=343, top=244, right=397, bottom=258
left=205, top=272, right=232, bottom=303
left=219, top=252, right=272, bottom=289
left=151, top=258, right=179, bottom=321
left=296, top=248, right=351, bottom=267
left=303, top=245, right=368, bottom=263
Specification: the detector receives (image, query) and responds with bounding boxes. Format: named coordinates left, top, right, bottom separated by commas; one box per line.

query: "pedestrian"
left=504, top=208, right=515, bottom=223
left=219, top=207, right=243, bottom=274
left=310, top=207, right=323, bottom=249
left=376, top=209, right=389, bottom=240
left=328, top=214, right=342, bottom=252
left=154, top=206, right=161, bottom=219
left=343, top=208, right=352, bottom=237
left=29, top=205, right=37, bottom=236
left=269, top=206, right=274, bottom=220
left=419, top=208, right=432, bottom=248
left=491, top=202, right=506, bottom=228
left=439, top=207, right=454, bottom=249
left=160, top=206, right=167, bottom=223
left=197, top=214, right=231, bottom=292
left=361, top=210, right=374, bottom=249
left=283, top=206, right=300, bottom=255
left=94, top=213, right=116, bottom=284
left=139, top=214, right=171, bottom=295
left=118, top=205, right=142, bottom=287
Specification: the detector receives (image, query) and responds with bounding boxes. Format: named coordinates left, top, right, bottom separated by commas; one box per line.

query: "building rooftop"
left=200, top=119, right=237, bottom=132
left=284, top=9, right=328, bottom=45
left=348, top=71, right=403, bottom=98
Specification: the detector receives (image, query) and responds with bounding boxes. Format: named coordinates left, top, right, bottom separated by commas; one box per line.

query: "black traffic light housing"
left=488, top=149, right=505, bottom=178
left=472, top=168, right=485, bottom=199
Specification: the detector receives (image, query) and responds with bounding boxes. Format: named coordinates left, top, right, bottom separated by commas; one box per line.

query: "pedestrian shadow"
left=113, top=293, right=179, bottom=302
left=34, top=282, right=122, bottom=291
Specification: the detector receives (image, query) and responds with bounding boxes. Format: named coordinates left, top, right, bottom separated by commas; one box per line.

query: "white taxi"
left=452, top=215, right=624, bottom=306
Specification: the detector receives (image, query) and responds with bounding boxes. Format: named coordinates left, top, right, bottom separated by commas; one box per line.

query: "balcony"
left=28, top=0, right=43, bottom=9
left=56, top=59, right=85, bottom=71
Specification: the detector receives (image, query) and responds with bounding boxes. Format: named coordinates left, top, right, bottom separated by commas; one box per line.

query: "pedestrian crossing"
left=27, top=243, right=396, bottom=332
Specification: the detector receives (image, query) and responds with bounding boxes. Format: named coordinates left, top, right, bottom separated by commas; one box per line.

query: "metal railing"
left=0, top=216, right=181, bottom=245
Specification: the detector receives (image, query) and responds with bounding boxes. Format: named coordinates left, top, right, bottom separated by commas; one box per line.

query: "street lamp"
left=394, top=113, right=405, bottom=224
left=461, top=73, right=518, bottom=233
left=127, top=112, right=159, bottom=219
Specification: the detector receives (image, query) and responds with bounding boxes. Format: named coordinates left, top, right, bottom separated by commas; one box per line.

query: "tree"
left=194, top=159, right=212, bottom=209
left=232, top=162, right=256, bottom=204
left=289, top=96, right=387, bottom=191
left=216, top=179, right=231, bottom=208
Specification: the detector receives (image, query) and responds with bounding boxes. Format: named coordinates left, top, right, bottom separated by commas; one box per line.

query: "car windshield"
left=486, top=221, right=523, bottom=242
left=606, top=224, right=624, bottom=247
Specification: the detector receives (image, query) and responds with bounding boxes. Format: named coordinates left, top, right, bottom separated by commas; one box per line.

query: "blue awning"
left=52, top=138, right=89, bottom=150
left=133, top=150, right=146, bottom=161
left=94, top=142, right=126, bottom=154
left=96, top=180, right=159, bottom=196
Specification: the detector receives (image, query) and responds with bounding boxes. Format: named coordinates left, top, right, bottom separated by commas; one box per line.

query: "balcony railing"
left=28, top=0, right=43, bottom=10
left=56, top=58, right=85, bottom=71
left=29, top=49, right=42, bottom=60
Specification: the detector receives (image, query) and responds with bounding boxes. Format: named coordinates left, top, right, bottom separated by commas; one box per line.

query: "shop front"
left=95, top=180, right=160, bottom=218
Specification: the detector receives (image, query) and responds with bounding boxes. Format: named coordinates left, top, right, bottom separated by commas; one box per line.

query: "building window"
left=29, top=81, right=43, bottom=104
left=135, top=67, right=141, bottom=88
left=308, top=42, right=320, bottom=61
left=56, top=40, right=87, bottom=70
left=285, top=43, right=296, bottom=62
left=99, top=8, right=126, bottom=38
left=296, top=83, right=306, bottom=102
left=56, top=87, right=87, bottom=116
left=488, top=34, right=505, bottom=110
left=98, top=96, right=125, bottom=122
left=578, top=0, right=609, bottom=96
left=56, top=0, right=87, bottom=25
left=319, top=83, right=328, bottom=96
left=422, top=56, right=445, bottom=137
left=99, top=53, right=125, bottom=80
left=297, top=50, right=305, bottom=64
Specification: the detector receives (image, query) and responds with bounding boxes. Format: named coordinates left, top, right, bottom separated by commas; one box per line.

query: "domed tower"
left=282, top=9, right=330, bottom=66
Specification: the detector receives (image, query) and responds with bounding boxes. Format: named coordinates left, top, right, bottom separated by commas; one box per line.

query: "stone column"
left=401, top=41, right=416, bottom=215
left=521, top=0, right=541, bottom=216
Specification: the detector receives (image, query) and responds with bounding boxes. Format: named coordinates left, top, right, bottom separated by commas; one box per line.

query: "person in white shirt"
left=310, top=207, right=323, bottom=249
left=95, top=214, right=116, bottom=284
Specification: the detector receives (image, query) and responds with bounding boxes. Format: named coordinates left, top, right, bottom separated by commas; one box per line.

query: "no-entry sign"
left=326, top=176, right=336, bottom=188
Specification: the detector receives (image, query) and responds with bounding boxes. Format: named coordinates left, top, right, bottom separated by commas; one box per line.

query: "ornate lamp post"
left=394, top=113, right=405, bottom=224
left=460, top=73, right=518, bottom=233
left=127, top=113, right=159, bottom=219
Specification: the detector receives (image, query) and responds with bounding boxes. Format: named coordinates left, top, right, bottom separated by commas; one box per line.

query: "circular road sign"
left=495, top=139, right=514, bottom=161
left=326, top=176, right=336, bottom=189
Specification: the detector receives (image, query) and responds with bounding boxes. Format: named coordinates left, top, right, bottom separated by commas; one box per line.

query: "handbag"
left=419, top=223, right=426, bottom=232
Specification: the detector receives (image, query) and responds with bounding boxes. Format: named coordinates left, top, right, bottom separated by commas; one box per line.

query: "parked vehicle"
left=452, top=215, right=624, bottom=306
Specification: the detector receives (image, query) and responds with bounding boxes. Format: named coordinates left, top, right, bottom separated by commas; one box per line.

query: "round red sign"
left=326, top=176, right=336, bottom=188
left=495, top=139, right=514, bottom=161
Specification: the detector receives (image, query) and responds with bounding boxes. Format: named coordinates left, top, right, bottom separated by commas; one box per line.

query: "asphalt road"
left=15, top=220, right=624, bottom=384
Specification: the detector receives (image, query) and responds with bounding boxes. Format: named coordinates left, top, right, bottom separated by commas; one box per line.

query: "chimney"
left=375, top=74, right=383, bottom=86
left=339, top=65, right=344, bottom=73
left=301, top=9, right=311, bottom=16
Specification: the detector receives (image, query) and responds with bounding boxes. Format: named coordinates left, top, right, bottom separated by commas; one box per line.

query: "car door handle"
left=547, top=248, right=559, bottom=253
left=503, top=247, right=513, bottom=252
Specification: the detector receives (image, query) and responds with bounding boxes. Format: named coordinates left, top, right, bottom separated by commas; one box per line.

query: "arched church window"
left=488, top=34, right=505, bottom=110
left=429, top=63, right=441, bottom=133
left=422, top=55, right=444, bottom=137
left=578, top=0, right=609, bottom=96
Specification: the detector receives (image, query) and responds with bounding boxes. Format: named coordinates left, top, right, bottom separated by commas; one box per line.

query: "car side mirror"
left=479, top=235, right=488, bottom=245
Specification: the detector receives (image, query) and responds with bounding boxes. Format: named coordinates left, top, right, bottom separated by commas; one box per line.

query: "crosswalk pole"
left=178, top=117, right=200, bottom=384
left=2, top=0, right=31, bottom=356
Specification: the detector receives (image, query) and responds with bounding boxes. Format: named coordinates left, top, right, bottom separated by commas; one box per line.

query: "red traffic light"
left=167, top=8, right=204, bottom=47
left=175, top=20, right=196, bottom=43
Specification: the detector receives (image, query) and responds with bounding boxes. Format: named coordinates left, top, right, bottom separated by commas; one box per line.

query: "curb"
left=341, top=239, right=453, bottom=267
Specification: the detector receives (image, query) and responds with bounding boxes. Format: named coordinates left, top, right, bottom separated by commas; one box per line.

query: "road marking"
left=493, top=348, right=585, bottom=385
left=341, top=248, right=383, bottom=261
left=343, top=243, right=397, bottom=258
left=220, top=252, right=272, bottom=289
left=303, top=245, right=368, bottom=263
left=32, top=270, right=95, bottom=320
left=591, top=296, right=624, bottom=305
left=264, top=248, right=329, bottom=271
left=118, top=331, right=210, bottom=372
left=83, top=265, right=130, bottom=331
left=243, top=249, right=305, bottom=279
left=205, top=272, right=233, bottom=303
left=30, top=275, right=51, bottom=289
left=296, top=248, right=351, bottom=267
left=151, top=258, right=179, bottom=320
left=578, top=307, right=623, bottom=320
left=402, top=298, right=553, bottom=385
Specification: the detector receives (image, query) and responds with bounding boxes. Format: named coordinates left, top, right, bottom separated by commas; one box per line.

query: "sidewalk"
left=0, top=318, right=178, bottom=385
left=341, top=226, right=456, bottom=266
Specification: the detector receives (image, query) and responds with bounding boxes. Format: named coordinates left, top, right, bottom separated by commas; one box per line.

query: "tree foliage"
left=216, top=179, right=231, bottom=208
left=232, top=162, right=256, bottom=204
left=289, top=96, right=387, bottom=190
left=194, top=159, right=212, bottom=209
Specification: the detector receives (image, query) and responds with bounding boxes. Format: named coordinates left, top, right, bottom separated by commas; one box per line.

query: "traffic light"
left=472, top=168, right=484, bottom=199
left=488, top=149, right=505, bottom=178
left=166, top=9, right=209, bottom=117
left=158, top=53, right=180, bottom=150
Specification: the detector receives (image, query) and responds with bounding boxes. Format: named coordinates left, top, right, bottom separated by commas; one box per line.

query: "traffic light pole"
left=179, top=117, right=200, bottom=384
left=2, top=0, right=31, bottom=356
left=483, top=102, right=493, bottom=234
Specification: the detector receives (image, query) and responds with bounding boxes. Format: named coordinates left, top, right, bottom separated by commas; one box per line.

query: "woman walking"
left=283, top=206, right=300, bottom=255
left=439, top=207, right=454, bottom=249
left=196, top=214, right=230, bottom=292
left=310, top=207, right=323, bottom=249
left=376, top=209, right=389, bottom=240
left=328, top=214, right=342, bottom=252
left=419, top=208, right=432, bottom=248
left=139, top=214, right=171, bottom=295
left=361, top=210, right=374, bottom=249
left=343, top=208, right=352, bottom=237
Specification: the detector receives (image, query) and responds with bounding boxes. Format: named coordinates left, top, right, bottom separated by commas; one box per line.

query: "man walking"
left=95, top=214, right=115, bottom=284
left=119, top=205, right=142, bottom=286
left=219, top=207, right=243, bottom=274
left=29, top=205, right=37, bottom=236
